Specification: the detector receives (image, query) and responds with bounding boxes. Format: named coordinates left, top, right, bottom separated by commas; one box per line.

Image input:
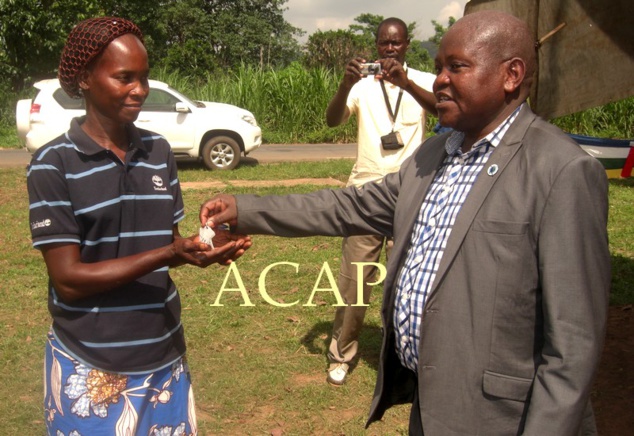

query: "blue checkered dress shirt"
left=394, top=105, right=523, bottom=372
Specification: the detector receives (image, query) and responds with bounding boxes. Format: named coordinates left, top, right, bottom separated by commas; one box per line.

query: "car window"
left=143, top=89, right=181, bottom=112
left=53, top=89, right=85, bottom=110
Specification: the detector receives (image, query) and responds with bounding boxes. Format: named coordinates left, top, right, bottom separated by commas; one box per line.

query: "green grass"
left=607, top=178, right=634, bottom=305
left=178, top=158, right=354, bottom=183
left=1, top=164, right=632, bottom=434
left=553, top=97, right=634, bottom=139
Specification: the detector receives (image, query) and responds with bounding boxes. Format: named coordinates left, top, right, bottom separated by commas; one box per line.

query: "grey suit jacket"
left=235, top=106, right=611, bottom=435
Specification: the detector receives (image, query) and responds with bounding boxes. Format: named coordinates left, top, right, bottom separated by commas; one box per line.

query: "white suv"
left=16, top=79, right=262, bottom=170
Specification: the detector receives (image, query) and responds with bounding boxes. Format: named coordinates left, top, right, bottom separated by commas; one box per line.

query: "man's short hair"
left=376, top=17, right=410, bottom=41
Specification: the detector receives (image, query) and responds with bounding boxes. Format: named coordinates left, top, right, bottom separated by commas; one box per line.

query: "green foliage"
left=154, top=0, right=302, bottom=75
left=0, top=0, right=301, bottom=91
left=152, top=63, right=358, bottom=143
left=348, top=13, right=386, bottom=41
left=0, top=78, right=33, bottom=148
left=428, top=16, right=456, bottom=46
left=301, top=13, right=435, bottom=77
left=552, top=97, right=634, bottom=139
left=406, top=41, right=435, bottom=73
left=209, top=0, right=303, bottom=69
left=303, top=30, right=372, bottom=71
left=0, top=0, right=96, bottom=88
left=0, top=0, right=165, bottom=90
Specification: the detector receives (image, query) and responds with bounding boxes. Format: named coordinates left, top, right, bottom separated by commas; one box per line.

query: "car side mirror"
left=174, top=102, right=191, bottom=113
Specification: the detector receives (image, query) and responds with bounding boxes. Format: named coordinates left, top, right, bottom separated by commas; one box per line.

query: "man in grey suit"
left=200, top=10, right=610, bottom=436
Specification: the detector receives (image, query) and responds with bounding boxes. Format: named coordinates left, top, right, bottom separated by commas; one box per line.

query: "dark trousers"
left=409, top=381, right=424, bottom=436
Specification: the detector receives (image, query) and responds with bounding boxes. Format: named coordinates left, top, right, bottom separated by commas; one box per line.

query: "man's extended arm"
left=201, top=171, right=403, bottom=239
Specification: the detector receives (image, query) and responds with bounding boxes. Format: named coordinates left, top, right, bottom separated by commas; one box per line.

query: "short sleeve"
left=27, top=158, right=81, bottom=248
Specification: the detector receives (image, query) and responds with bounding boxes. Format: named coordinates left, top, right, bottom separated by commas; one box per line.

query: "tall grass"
left=553, top=98, right=634, bottom=139
left=0, top=81, right=30, bottom=148
left=153, top=63, right=358, bottom=144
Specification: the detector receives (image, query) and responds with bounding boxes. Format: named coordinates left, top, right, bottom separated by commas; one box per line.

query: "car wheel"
left=201, top=136, right=241, bottom=170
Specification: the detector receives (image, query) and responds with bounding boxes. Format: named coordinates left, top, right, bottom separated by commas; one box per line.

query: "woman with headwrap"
left=26, top=17, right=250, bottom=435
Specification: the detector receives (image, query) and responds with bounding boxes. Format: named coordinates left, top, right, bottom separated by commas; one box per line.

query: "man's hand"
left=176, top=229, right=251, bottom=268
left=377, top=58, right=438, bottom=116
left=377, top=58, right=408, bottom=88
left=209, top=227, right=252, bottom=265
left=200, top=194, right=238, bottom=229
left=342, top=57, right=369, bottom=88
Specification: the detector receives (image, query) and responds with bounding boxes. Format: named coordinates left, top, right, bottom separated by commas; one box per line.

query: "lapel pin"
left=487, top=164, right=499, bottom=176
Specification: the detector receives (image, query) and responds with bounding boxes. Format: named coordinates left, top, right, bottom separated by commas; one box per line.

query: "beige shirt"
left=344, top=67, right=435, bottom=187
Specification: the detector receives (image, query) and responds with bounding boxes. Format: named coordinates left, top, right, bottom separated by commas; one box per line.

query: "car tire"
left=201, top=136, right=241, bottom=170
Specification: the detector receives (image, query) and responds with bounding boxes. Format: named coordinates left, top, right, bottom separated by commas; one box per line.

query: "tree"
left=0, top=0, right=301, bottom=90
left=407, top=41, right=434, bottom=73
left=156, top=0, right=217, bottom=76
left=0, top=0, right=168, bottom=91
left=302, top=13, right=434, bottom=73
left=204, top=0, right=303, bottom=70
left=348, top=13, right=385, bottom=44
left=0, top=0, right=97, bottom=89
left=158, top=0, right=302, bottom=75
left=428, top=17, right=456, bottom=47
left=302, top=30, right=371, bottom=71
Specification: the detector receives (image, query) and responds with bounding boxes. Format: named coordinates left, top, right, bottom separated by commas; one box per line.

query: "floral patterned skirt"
left=44, top=330, right=197, bottom=435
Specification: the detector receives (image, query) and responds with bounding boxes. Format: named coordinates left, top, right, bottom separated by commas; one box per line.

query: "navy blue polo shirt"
left=27, top=117, right=186, bottom=374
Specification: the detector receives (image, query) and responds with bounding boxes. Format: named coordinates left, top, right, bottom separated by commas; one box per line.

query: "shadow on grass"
left=300, top=320, right=383, bottom=373
left=176, top=156, right=260, bottom=171
left=610, top=254, right=634, bottom=306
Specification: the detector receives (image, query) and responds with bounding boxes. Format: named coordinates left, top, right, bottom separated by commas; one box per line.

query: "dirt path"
left=180, top=177, right=345, bottom=190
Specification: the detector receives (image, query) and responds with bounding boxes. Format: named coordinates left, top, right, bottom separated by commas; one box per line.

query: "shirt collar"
left=444, top=103, right=525, bottom=156
left=67, top=116, right=148, bottom=156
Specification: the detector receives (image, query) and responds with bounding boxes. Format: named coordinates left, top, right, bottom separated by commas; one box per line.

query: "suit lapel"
left=428, top=106, right=538, bottom=296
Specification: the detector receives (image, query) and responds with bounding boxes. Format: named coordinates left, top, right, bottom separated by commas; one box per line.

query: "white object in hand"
left=199, top=225, right=216, bottom=248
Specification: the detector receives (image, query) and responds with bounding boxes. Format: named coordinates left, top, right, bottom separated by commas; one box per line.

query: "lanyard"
left=380, top=80, right=404, bottom=128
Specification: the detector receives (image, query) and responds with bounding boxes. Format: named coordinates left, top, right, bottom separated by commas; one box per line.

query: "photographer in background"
left=324, top=17, right=437, bottom=386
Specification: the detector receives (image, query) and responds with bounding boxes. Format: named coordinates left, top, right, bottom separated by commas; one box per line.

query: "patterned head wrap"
left=58, top=17, right=144, bottom=98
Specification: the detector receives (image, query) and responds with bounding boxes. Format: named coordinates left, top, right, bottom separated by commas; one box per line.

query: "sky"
left=283, top=0, right=469, bottom=41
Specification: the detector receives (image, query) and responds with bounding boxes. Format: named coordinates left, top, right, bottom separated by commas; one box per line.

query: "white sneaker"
left=327, top=363, right=349, bottom=386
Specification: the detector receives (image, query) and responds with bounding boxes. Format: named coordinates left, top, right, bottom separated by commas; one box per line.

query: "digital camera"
left=360, top=62, right=381, bottom=76
left=380, top=131, right=404, bottom=150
